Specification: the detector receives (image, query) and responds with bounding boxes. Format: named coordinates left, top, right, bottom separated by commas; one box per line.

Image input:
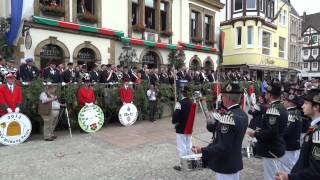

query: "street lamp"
left=118, top=42, right=138, bottom=67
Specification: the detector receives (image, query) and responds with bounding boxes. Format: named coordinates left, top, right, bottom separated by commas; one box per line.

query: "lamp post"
left=118, top=42, right=138, bottom=67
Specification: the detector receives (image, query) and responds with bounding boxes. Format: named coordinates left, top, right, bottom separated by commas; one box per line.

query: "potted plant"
left=77, top=11, right=98, bottom=24
left=132, top=24, right=145, bottom=33
left=40, top=5, right=65, bottom=17
left=160, top=30, right=173, bottom=37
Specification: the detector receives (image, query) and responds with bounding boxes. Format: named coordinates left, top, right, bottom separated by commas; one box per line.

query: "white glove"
left=15, top=107, right=20, bottom=113
left=7, top=108, right=13, bottom=113
left=89, top=103, right=94, bottom=106
left=61, top=82, right=66, bottom=86
left=174, top=102, right=181, bottom=110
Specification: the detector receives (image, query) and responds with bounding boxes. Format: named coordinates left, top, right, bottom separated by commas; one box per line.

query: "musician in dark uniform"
left=62, top=63, right=76, bottom=83
left=122, top=66, right=131, bottom=82
left=89, top=63, right=100, bottom=83
left=276, top=89, right=320, bottom=180
left=281, top=93, right=302, bottom=172
left=248, top=82, right=288, bottom=180
left=19, top=57, right=39, bottom=82
left=172, top=86, right=196, bottom=171
left=192, top=83, right=248, bottom=180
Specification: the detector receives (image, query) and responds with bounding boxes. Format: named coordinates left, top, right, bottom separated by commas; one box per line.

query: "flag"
left=184, top=103, right=197, bottom=135
left=6, top=0, right=34, bottom=46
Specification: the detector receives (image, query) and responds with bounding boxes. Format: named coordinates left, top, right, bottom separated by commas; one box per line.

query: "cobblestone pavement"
left=0, top=113, right=263, bottom=180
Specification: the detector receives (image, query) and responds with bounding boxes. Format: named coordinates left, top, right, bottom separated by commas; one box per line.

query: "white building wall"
left=0, top=0, right=11, bottom=18
left=21, top=28, right=111, bottom=64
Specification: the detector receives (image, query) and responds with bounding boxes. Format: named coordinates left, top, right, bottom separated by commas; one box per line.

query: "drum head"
left=0, top=113, right=32, bottom=146
left=78, top=104, right=104, bottom=133
left=118, top=103, right=138, bottom=126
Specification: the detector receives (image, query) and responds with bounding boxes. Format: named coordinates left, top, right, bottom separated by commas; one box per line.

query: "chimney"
left=303, top=12, right=307, bottom=22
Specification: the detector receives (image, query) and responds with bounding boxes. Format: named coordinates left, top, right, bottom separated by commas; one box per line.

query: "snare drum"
left=180, top=154, right=203, bottom=171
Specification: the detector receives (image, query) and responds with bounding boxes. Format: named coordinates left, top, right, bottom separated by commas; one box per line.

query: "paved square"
left=0, top=113, right=263, bottom=180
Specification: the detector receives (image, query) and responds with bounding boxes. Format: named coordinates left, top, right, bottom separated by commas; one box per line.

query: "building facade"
left=220, top=0, right=291, bottom=80
left=300, top=12, right=320, bottom=80
left=0, top=0, right=224, bottom=71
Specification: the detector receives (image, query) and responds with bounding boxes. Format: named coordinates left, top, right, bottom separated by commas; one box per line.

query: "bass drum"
left=0, top=113, right=32, bottom=146
left=78, top=104, right=104, bottom=133
left=118, top=103, right=138, bottom=126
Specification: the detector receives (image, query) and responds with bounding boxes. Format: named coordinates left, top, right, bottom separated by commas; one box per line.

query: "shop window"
left=132, top=0, right=139, bottom=25
left=234, top=0, right=243, bottom=11
left=145, top=0, right=155, bottom=30
left=160, top=1, right=168, bottom=31
left=247, top=0, right=256, bottom=9
left=279, top=37, right=286, bottom=58
left=262, top=31, right=271, bottom=55
left=190, top=11, right=199, bottom=38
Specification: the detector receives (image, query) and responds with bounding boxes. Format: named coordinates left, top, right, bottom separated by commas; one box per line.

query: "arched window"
left=190, top=59, right=201, bottom=71
left=142, top=51, right=159, bottom=69
left=40, top=44, right=64, bottom=69
left=77, top=48, right=96, bottom=71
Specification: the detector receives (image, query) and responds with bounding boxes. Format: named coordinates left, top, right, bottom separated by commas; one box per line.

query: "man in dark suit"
left=129, top=67, right=138, bottom=83
left=122, top=66, right=131, bottom=82
left=192, top=83, right=248, bottom=180
left=90, top=63, right=100, bottom=83
left=207, top=70, right=216, bottom=82
left=19, top=57, right=39, bottom=82
left=62, top=62, right=76, bottom=83
left=139, top=64, right=148, bottom=80
left=43, top=62, right=61, bottom=83
left=149, top=68, right=159, bottom=86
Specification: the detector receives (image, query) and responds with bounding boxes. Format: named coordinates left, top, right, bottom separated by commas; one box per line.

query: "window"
left=304, top=36, right=309, bottom=43
left=247, top=0, right=256, bottom=9
left=312, top=49, right=319, bottom=56
left=312, top=35, right=318, bottom=43
left=190, top=11, right=199, bottom=37
left=279, top=37, right=286, bottom=58
left=266, top=0, right=270, bottom=17
left=265, top=0, right=274, bottom=18
left=145, top=0, right=155, bottom=29
left=262, top=31, right=271, bottom=55
left=271, top=1, right=274, bottom=18
left=313, top=62, right=318, bottom=69
left=77, top=0, right=95, bottom=14
left=132, top=0, right=139, bottom=25
left=280, top=10, right=287, bottom=26
left=304, top=49, right=309, bottom=56
left=247, top=26, right=254, bottom=47
left=160, top=1, right=168, bottom=31
left=236, top=27, right=242, bottom=47
left=304, top=63, right=308, bottom=68
left=234, top=0, right=242, bottom=11
left=260, top=0, right=264, bottom=11
left=204, top=15, right=212, bottom=41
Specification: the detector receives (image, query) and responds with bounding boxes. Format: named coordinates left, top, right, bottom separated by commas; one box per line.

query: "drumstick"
left=268, top=151, right=291, bottom=170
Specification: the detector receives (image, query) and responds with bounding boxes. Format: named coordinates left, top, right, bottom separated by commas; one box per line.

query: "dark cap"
left=267, top=82, right=282, bottom=96
left=303, top=89, right=320, bottom=104
left=25, top=57, right=33, bottom=62
left=67, top=62, right=74, bottom=66
left=284, top=93, right=299, bottom=105
left=221, top=83, right=242, bottom=94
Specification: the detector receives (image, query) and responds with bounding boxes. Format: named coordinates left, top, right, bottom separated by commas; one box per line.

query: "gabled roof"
left=301, top=12, right=320, bottom=32
left=290, top=5, right=299, bottom=17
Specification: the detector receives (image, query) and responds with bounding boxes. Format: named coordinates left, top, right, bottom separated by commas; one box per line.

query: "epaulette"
left=312, top=129, right=320, bottom=144
left=266, top=107, right=280, bottom=116
left=212, top=112, right=221, bottom=121
left=288, top=114, right=296, bottom=122
left=219, top=114, right=235, bottom=125
left=174, top=102, right=181, bottom=110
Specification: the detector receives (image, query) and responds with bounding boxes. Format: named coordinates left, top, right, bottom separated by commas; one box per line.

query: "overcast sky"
left=290, top=0, right=320, bottom=15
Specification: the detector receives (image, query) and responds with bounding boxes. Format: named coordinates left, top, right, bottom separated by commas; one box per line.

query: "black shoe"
left=44, top=137, right=54, bottom=141
left=173, top=165, right=181, bottom=171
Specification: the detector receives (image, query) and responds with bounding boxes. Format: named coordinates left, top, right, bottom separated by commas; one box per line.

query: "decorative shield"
left=0, top=113, right=32, bottom=146
left=118, top=103, right=138, bottom=126
left=78, top=104, right=104, bottom=133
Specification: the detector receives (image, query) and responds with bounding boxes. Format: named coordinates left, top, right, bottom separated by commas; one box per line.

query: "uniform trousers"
left=262, top=157, right=283, bottom=180
left=176, top=133, right=192, bottom=158
left=280, top=150, right=300, bottom=173
left=216, top=172, right=240, bottom=180
left=42, top=110, right=60, bottom=139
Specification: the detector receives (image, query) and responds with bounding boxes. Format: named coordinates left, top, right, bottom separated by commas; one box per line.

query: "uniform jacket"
left=171, top=97, right=196, bottom=134
left=255, top=100, right=288, bottom=158
left=149, top=73, right=159, bottom=86
left=63, top=69, right=76, bottom=83
left=176, top=71, right=186, bottom=80
left=0, top=83, right=23, bottom=116
left=119, top=86, right=133, bottom=103
left=19, top=64, right=39, bottom=82
left=289, top=121, right=320, bottom=180
left=78, top=86, right=96, bottom=107
left=284, top=107, right=302, bottom=151
left=248, top=105, right=264, bottom=130
left=89, top=70, right=100, bottom=83
left=201, top=105, right=248, bottom=174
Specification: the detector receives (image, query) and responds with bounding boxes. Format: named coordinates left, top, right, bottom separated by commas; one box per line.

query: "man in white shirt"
left=147, top=84, right=158, bottom=122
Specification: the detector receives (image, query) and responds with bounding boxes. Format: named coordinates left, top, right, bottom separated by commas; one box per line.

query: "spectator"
left=19, top=57, right=40, bottom=82
left=147, top=84, right=158, bottom=122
